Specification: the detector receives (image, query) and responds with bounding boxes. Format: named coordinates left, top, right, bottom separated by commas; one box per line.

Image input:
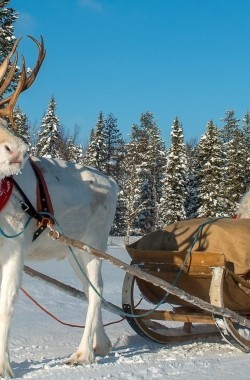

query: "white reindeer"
left=237, top=190, right=250, bottom=218
left=0, top=37, right=118, bottom=377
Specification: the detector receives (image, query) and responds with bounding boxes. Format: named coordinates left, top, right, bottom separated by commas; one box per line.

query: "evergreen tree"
left=102, top=114, right=126, bottom=236
left=84, top=111, right=106, bottom=171
left=118, top=139, right=143, bottom=240
left=65, top=136, right=83, bottom=163
left=224, top=129, right=247, bottom=215
left=195, top=121, right=225, bottom=218
left=103, top=113, right=124, bottom=181
left=159, top=117, right=188, bottom=226
left=83, top=128, right=95, bottom=165
left=0, top=1, right=20, bottom=97
left=35, top=96, right=62, bottom=158
left=242, top=111, right=250, bottom=190
left=74, top=144, right=83, bottom=163
left=138, top=112, right=166, bottom=232
left=129, top=112, right=166, bottom=234
left=185, top=138, right=199, bottom=219
left=220, top=110, right=240, bottom=143
left=13, top=106, right=30, bottom=145
left=0, top=1, right=17, bottom=60
left=242, top=111, right=250, bottom=150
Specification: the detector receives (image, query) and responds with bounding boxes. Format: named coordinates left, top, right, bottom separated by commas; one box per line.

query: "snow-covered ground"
left=9, top=237, right=250, bottom=379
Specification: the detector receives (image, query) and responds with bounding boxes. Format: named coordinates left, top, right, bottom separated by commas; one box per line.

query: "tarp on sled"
left=126, top=218, right=250, bottom=310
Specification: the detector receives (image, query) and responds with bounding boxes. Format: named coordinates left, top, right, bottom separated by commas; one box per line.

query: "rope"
left=20, top=287, right=144, bottom=329
left=0, top=215, right=34, bottom=238
left=0, top=210, right=228, bottom=320
left=20, top=287, right=85, bottom=328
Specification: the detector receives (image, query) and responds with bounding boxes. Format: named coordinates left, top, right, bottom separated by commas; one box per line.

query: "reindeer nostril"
left=4, top=145, right=12, bottom=153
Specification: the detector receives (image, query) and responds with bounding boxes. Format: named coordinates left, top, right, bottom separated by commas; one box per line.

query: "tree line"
left=12, top=100, right=250, bottom=239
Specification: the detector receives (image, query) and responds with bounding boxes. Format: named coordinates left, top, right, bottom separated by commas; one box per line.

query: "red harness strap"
left=0, top=177, right=13, bottom=211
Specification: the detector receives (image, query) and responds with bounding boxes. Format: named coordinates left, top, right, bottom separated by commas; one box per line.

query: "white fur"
left=237, top=191, right=250, bottom=218
left=0, top=122, right=118, bottom=377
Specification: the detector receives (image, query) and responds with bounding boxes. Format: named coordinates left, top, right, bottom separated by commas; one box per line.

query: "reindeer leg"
left=67, top=257, right=111, bottom=365
left=0, top=250, right=23, bottom=378
left=91, top=262, right=112, bottom=357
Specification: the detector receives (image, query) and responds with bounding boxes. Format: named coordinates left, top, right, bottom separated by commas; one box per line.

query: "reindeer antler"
left=0, top=35, right=46, bottom=128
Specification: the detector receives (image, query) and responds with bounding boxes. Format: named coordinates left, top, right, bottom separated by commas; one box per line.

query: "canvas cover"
left=131, top=218, right=250, bottom=274
left=127, top=218, right=250, bottom=310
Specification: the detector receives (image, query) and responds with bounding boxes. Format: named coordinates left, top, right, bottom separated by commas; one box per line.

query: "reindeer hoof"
left=65, top=351, right=95, bottom=366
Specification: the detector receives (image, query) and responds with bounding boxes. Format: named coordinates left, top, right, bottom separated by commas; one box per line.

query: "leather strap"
left=8, top=158, right=55, bottom=241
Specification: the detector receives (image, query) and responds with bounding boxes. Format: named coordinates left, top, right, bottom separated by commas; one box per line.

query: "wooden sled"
left=122, top=241, right=250, bottom=351
left=47, top=229, right=250, bottom=353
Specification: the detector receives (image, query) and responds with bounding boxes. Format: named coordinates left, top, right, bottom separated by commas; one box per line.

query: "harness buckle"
left=39, top=217, right=52, bottom=228
left=21, top=202, right=30, bottom=212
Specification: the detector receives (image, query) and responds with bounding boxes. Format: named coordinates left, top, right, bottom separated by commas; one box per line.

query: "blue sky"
left=10, top=0, right=250, bottom=145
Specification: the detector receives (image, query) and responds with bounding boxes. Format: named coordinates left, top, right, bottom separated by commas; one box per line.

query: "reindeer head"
left=0, top=36, right=45, bottom=178
left=0, top=119, right=28, bottom=178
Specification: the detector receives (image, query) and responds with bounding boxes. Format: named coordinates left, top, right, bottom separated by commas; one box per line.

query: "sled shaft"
left=48, top=230, right=250, bottom=328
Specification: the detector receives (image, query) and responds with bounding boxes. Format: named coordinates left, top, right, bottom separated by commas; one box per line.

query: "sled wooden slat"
left=128, top=248, right=225, bottom=276
left=128, top=250, right=225, bottom=306
left=133, top=309, right=215, bottom=324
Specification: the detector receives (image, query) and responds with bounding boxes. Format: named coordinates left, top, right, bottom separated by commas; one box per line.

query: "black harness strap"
left=7, top=176, right=47, bottom=241
left=8, top=177, right=42, bottom=222
left=7, top=160, right=54, bottom=241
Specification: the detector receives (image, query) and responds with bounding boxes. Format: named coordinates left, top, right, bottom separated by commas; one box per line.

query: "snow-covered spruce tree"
left=81, top=127, right=94, bottom=164
left=65, top=136, right=83, bottom=163
left=0, top=1, right=17, bottom=61
left=195, top=120, right=225, bottom=218
left=242, top=111, right=250, bottom=150
left=102, top=114, right=126, bottom=236
left=220, top=110, right=240, bottom=144
left=185, top=138, right=199, bottom=219
left=103, top=113, right=125, bottom=181
left=0, top=1, right=20, bottom=98
left=74, top=144, right=83, bottom=163
left=35, top=96, right=62, bottom=158
left=242, top=111, right=250, bottom=190
left=129, top=112, right=166, bottom=234
left=118, top=138, right=143, bottom=242
left=111, top=172, right=127, bottom=237
left=159, top=117, right=188, bottom=227
left=83, top=111, right=107, bottom=171
left=223, top=129, right=248, bottom=216
left=13, top=106, right=31, bottom=145
left=139, top=112, right=166, bottom=231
